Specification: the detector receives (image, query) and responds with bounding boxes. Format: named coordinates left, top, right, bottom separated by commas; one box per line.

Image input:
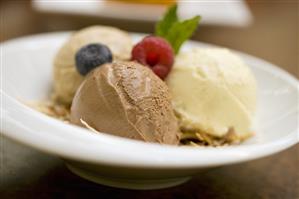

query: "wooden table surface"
left=1, top=1, right=298, bottom=198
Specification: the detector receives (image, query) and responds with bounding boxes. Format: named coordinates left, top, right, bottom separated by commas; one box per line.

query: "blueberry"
left=75, top=43, right=112, bottom=75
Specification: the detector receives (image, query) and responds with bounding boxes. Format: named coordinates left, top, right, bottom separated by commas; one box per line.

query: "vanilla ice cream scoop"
left=70, top=61, right=180, bottom=145
left=53, top=26, right=132, bottom=105
left=166, top=48, right=257, bottom=139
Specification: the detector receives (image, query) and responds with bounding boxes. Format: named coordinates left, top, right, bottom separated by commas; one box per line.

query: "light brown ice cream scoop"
left=53, top=26, right=132, bottom=105
left=70, top=61, right=180, bottom=145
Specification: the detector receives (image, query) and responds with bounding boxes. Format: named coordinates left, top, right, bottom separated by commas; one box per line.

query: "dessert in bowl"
left=1, top=5, right=298, bottom=189
left=45, top=5, right=256, bottom=146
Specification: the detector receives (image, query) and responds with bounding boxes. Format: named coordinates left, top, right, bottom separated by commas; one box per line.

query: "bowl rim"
left=1, top=32, right=299, bottom=169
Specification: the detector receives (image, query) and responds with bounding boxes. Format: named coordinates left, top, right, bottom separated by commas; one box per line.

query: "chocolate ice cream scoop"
left=70, top=61, right=180, bottom=145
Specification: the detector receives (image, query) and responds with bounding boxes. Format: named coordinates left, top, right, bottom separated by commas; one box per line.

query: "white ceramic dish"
left=1, top=32, right=298, bottom=190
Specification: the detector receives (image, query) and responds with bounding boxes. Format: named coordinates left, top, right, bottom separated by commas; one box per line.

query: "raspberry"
left=131, top=36, right=174, bottom=79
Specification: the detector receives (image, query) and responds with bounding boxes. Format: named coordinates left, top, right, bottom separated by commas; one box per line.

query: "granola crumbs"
left=27, top=101, right=70, bottom=122
left=180, top=127, right=243, bottom=147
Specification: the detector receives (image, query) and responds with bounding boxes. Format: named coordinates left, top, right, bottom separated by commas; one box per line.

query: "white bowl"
left=1, top=32, right=298, bottom=190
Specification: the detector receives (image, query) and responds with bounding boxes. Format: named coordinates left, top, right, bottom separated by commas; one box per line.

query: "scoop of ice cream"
left=53, top=26, right=132, bottom=105
left=70, top=61, right=180, bottom=145
left=166, top=48, right=257, bottom=139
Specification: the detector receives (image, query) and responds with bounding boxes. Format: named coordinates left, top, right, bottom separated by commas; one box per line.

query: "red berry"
left=152, top=64, right=171, bottom=80
left=131, top=36, right=174, bottom=79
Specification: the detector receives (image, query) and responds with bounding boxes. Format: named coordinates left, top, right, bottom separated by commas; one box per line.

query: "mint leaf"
left=155, top=4, right=178, bottom=37
left=155, top=4, right=201, bottom=54
left=165, top=16, right=200, bottom=54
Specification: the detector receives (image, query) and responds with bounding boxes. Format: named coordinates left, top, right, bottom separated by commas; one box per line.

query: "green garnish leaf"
left=155, top=4, right=201, bottom=54
left=155, top=4, right=178, bottom=37
left=166, top=16, right=201, bottom=54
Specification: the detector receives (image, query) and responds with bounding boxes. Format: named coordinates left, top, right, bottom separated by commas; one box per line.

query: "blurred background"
left=0, top=0, right=298, bottom=78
